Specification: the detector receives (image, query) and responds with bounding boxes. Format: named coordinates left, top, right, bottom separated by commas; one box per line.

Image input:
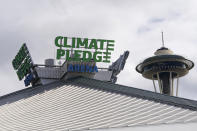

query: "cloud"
left=149, top=18, right=165, bottom=23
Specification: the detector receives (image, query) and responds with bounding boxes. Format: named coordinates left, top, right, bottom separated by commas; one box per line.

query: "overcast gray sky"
left=0, top=0, right=197, bottom=100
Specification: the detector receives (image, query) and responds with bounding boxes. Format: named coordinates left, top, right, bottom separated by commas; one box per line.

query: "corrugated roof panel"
left=0, top=77, right=197, bottom=130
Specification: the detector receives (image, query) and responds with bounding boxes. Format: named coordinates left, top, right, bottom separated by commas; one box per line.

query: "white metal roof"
left=0, top=77, right=197, bottom=130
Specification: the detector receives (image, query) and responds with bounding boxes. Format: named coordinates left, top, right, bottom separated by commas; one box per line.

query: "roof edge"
left=0, top=76, right=197, bottom=111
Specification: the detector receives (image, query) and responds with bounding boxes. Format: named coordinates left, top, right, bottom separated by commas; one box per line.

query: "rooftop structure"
left=7, top=36, right=196, bottom=131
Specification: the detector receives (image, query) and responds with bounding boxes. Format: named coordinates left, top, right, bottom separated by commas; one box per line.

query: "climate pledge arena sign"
left=55, top=36, right=115, bottom=72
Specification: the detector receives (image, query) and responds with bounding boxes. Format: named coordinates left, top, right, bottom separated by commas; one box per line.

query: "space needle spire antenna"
left=161, top=31, right=165, bottom=47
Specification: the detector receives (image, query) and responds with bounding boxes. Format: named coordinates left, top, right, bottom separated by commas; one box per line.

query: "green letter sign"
left=12, top=44, right=33, bottom=80
left=54, top=37, right=115, bottom=63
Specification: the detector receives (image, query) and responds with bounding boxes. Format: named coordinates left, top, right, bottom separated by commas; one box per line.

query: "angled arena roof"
left=0, top=77, right=197, bottom=130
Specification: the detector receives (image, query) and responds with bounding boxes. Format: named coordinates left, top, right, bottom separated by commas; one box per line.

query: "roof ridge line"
left=69, top=76, right=197, bottom=111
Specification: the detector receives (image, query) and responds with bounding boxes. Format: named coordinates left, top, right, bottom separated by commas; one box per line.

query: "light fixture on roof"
left=136, top=32, right=194, bottom=96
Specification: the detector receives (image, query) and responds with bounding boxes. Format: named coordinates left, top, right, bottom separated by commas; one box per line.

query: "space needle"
left=136, top=32, right=194, bottom=96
